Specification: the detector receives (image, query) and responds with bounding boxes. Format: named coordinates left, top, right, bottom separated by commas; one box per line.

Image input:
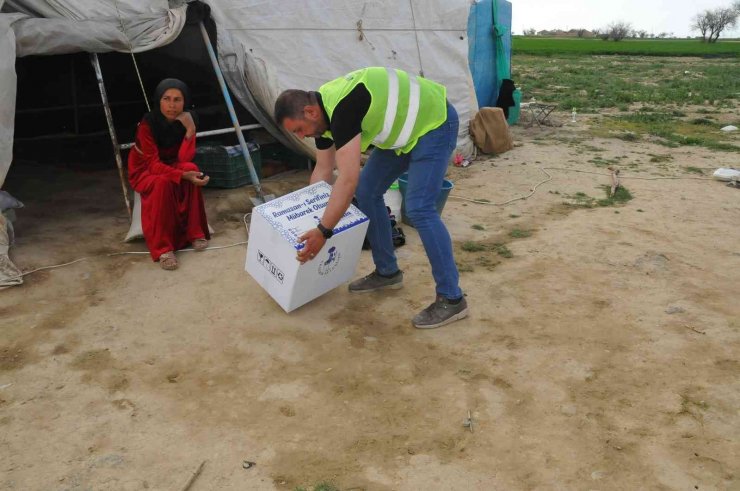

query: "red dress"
left=128, top=120, right=210, bottom=261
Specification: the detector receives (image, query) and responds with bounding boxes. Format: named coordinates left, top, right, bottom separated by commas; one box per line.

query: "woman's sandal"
left=159, top=251, right=178, bottom=270
left=192, top=238, right=208, bottom=252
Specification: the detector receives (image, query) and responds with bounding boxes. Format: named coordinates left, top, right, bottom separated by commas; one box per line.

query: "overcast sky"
left=510, top=0, right=740, bottom=37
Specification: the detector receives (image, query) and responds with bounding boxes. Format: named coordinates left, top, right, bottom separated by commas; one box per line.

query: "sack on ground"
left=469, top=107, right=514, bottom=155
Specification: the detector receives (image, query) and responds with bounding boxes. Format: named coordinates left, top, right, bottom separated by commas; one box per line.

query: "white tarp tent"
left=0, top=0, right=189, bottom=188
left=0, top=0, right=479, bottom=189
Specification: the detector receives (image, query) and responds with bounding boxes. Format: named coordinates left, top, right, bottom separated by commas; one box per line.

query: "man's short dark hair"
left=274, top=90, right=317, bottom=125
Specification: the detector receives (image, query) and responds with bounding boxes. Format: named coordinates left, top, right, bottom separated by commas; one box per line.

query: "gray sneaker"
left=348, top=270, right=403, bottom=293
left=413, top=296, right=468, bottom=329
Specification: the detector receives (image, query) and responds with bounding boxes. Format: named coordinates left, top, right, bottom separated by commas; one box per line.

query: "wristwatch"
left=317, top=222, right=334, bottom=239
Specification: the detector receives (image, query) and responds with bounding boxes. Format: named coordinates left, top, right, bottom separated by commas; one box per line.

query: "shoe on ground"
left=159, top=251, right=178, bottom=271
left=348, top=270, right=403, bottom=293
left=413, top=296, right=468, bottom=329
left=192, top=238, right=208, bottom=251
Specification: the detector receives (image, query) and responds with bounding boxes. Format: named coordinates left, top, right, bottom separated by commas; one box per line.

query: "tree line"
left=521, top=1, right=739, bottom=42
left=692, top=1, right=739, bottom=43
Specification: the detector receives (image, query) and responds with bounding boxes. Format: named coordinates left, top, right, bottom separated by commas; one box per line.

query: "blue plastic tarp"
left=467, top=0, right=512, bottom=108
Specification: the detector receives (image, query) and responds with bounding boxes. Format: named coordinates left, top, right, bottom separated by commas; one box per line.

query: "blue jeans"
left=355, top=102, right=462, bottom=300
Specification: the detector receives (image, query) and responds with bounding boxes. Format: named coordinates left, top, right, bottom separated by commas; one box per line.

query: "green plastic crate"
left=194, top=143, right=262, bottom=189
left=260, top=142, right=308, bottom=170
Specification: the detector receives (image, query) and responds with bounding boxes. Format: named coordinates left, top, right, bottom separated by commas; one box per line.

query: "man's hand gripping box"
left=245, top=181, right=369, bottom=312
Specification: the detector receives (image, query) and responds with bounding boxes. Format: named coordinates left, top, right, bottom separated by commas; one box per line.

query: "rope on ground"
left=243, top=213, right=252, bottom=236
left=449, top=167, right=553, bottom=206
left=448, top=165, right=715, bottom=206
left=5, top=167, right=718, bottom=278
left=7, top=184, right=267, bottom=282
left=8, top=241, right=248, bottom=280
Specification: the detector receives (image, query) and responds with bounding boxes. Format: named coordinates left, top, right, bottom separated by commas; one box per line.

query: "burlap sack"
left=469, top=107, right=514, bottom=154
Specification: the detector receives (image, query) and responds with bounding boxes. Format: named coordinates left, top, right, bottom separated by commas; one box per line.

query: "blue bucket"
left=397, top=173, right=454, bottom=228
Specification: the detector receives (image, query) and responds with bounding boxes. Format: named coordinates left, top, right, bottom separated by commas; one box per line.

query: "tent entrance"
left=12, top=20, right=257, bottom=170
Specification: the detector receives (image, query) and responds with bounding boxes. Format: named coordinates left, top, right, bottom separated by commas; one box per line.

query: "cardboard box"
left=245, top=181, right=369, bottom=312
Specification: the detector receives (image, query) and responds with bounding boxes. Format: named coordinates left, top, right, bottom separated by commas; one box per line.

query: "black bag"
left=495, top=79, right=517, bottom=119
left=353, top=198, right=405, bottom=250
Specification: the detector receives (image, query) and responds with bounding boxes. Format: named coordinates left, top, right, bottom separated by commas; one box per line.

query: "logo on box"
left=257, top=249, right=285, bottom=283
left=317, top=246, right=342, bottom=276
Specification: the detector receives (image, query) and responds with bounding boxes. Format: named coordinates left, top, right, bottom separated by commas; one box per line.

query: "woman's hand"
left=176, top=112, right=196, bottom=139
left=182, top=171, right=209, bottom=187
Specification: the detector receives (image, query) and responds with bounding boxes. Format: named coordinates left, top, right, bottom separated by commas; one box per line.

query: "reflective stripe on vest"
left=371, top=68, right=422, bottom=150
left=391, top=75, right=420, bottom=149
left=374, top=68, right=398, bottom=145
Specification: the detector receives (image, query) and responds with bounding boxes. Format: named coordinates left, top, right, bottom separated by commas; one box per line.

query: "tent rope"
left=448, top=166, right=716, bottom=206
left=114, top=0, right=150, bottom=111
left=407, top=0, right=425, bottom=77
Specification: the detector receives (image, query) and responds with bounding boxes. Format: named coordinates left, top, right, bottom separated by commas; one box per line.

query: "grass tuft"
left=295, top=483, right=340, bottom=491
left=509, top=229, right=532, bottom=239
left=462, top=241, right=486, bottom=252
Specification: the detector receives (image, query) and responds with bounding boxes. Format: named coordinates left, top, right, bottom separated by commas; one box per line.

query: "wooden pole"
left=609, top=167, right=620, bottom=197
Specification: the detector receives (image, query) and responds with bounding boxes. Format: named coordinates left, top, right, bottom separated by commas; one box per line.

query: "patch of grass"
left=509, top=214, right=520, bottom=218
left=459, top=241, right=514, bottom=260
left=579, top=144, right=607, bottom=152
left=509, top=229, right=532, bottom=239
left=588, top=156, right=619, bottom=167
left=690, top=117, right=715, bottom=125
left=684, top=166, right=704, bottom=174
left=514, top=37, right=740, bottom=58
left=648, top=154, right=674, bottom=163
left=457, top=262, right=474, bottom=273
left=656, top=140, right=682, bottom=148
left=512, top=54, right=739, bottom=116
left=564, top=191, right=596, bottom=208
left=596, top=185, right=633, bottom=206
left=494, top=244, right=513, bottom=258
left=462, top=241, right=486, bottom=252
left=678, top=394, right=710, bottom=422
left=637, top=208, right=644, bottom=212
left=617, top=131, right=640, bottom=142
left=472, top=224, right=485, bottom=231
left=594, top=112, right=740, bottom=152
left=475, top=255, right=499, bottom=268
left=565, top=186, right=633, bottom=208
left=295, top=483, right=340, bottom=491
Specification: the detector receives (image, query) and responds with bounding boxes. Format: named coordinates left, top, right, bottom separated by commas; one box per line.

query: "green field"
left=513, top=55, right=740, bottom=111
left=511, top=52, right=740, bottom=152
left=513, top=36, right=740, bottom=57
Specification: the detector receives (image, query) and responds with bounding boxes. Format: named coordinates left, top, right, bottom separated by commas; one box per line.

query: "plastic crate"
left=260, top=142, right=308, bottom=169
left=194, top=143, right=261, bottom=189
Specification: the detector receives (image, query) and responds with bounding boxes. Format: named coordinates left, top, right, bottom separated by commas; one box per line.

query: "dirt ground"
left=1, top=115, right=739, bottom=491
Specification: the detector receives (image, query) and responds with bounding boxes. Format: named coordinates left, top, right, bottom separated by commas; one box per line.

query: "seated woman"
left=128, top=78, right=210, bottom=270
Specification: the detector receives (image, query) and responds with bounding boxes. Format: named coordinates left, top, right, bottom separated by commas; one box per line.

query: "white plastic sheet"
left=208, top=0, right=478, bottom=158
left=0, top=14, right=18, bottom=190
left=0, top=0, right=187, bottom=187
left=1, top=0, right=480, bottom=189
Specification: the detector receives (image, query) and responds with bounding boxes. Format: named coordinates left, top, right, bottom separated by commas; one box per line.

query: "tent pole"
left=198, top=21, right=270, bottom=203
left=89, top=53, right=132, bottom=219
left=70, top=57, right=79, bottom=135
